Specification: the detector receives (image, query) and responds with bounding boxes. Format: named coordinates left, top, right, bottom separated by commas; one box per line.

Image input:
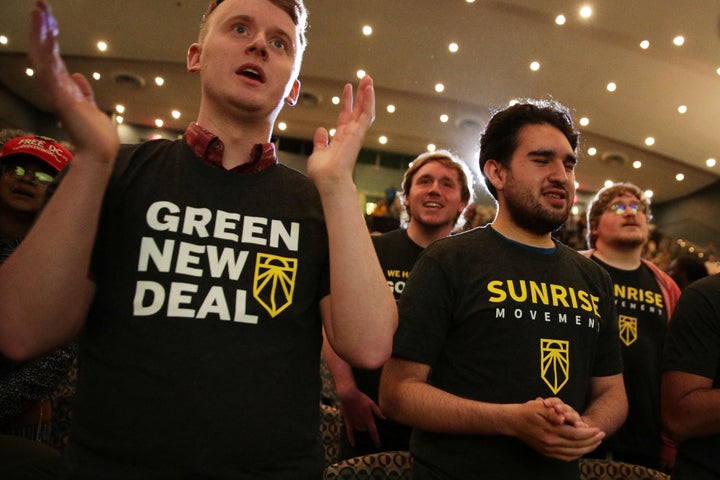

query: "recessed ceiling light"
left=362, top=25, right=372, bottom=36
left=677, top=105, right=687, bottom=114
left=606, top=82, right=617, bottom=92
left=633, top=160, right=642, bottom=169
left=329, top=128, right=336, bottom=136
left=579, top=6, right=592, bottom=18
left=356, top=69, right=366, bottom=79
left=707, top=158, right=717, bottom=167
left=427, top=144, right=436, bottom=152
left=92, top=72, right=101, bottom=80
left=25, top=68, right=34, bottom=77
left=115, top=115, right=124, bottom=124
left=639, top=40, right=650, bottom=49
left=155, top=119, right=164, bottom=128
left=579, top=117, right=589, bottom=126
left=448, top=42, right=459, bottom=53
left=555, top=15, right=566, bottom=25
left=115, top=104, right=125, bottom=113
left=386, top=104, right=396, bottom=113
left=673, top=35, right=685, bottom=46
left=0, top=36, right=8, bottom=45
left=675, top=173, right=685, bottom=181
left=331, top=96, right=340, bottom=105
left=587, top=147, right=597, bottom=156
left=155, top=76, right=165, bottom=86
left=97, top=41, right=108, bottom=52
left=378, top=135, right=388, bottom=144
left=644, top=190, right=654, bottom=199
left=604, top=179, right=614, bottom=188
left=645, top=137, right=655, bottom=146
left=278, top=122, right=287, bottom=131
left=529, top=61, right=540, bottom=71
left=439, top=114, right=449, bottom=123
left=171, top=110, right=181, bottom=119
left=435, top=83, right=445, bottom=93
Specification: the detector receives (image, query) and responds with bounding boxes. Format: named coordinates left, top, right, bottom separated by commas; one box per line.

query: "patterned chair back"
left=579, top=458, right=670, bottom=480
left=323, top=450, right=412, bottom=480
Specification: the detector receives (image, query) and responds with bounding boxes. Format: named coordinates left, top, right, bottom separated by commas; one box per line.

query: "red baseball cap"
left=0, top=135, right=72, bottom=171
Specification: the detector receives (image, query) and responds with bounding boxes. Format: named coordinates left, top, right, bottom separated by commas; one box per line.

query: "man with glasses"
left=582, top=182, right=680, bottom=472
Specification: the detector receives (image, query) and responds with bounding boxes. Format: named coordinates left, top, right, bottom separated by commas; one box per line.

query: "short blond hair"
left=586, top=182, right=651, bottom=248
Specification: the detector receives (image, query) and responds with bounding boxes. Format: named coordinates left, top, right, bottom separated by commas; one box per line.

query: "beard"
left=503, top=182, right=571, bottom=235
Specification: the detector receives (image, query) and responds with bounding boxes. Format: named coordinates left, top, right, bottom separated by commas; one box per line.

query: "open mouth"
left=237, top=66, right=265, bottom=83
left=423, top=202, right=443, bottom=209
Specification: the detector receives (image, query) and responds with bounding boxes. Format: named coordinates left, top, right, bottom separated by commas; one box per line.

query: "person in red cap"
left=0, top=134, right=71, bottom=252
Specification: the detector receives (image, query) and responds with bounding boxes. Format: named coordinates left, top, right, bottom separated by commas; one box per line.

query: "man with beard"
left=581, top=183, right=680, bottom=472
left=379, top=100, right=627, bottom=480
left=323, top=150, right=472, bottom=459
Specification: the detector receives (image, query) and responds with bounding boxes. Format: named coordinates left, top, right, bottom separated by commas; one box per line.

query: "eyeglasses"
left=1, top=164, right=55, bottom=185
left=606, top=202, right=644, bottom=216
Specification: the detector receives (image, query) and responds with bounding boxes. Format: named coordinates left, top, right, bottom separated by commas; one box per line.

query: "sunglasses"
left=2, top=164, right=55, bottom=185
left=607, top=202, right=644, bottom=216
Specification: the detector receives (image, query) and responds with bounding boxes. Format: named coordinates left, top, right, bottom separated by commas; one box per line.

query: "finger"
left=352, top=75, right=375, bottom=125
left=312, top=127, right=329, bottom=150
left=336, top=83, right=354, bottom=128
left=71, top=72, right=95, bottom=103
left=368, top=421, right=381, bottom=448
left=370, top=402, right=385, bottom=420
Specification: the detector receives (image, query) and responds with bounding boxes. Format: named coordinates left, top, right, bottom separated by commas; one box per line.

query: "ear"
left=285, top=79, right=301, bottom=106
left=187, top=43, right=202, bottom=73
left=483, top=159, right=506, bottom=192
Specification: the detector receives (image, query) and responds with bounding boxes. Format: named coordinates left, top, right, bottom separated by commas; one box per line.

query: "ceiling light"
left=673, top=36, right=685, bottom=46
left=644, top=190, right=654, bottom=199
left=115, top=115, right=124, bottom=124
left=92, top=72, right=101, bottom=80
left=677, top=105, right=687, bottom=114
left=356, top=69, right=366, bottom=79
left=435, top=83, right=445, bottom=93
left=716, top=67, right=720, bottom=76
left=171, top=110, right=181, bottom=119
left=155, top=76, right=165, bottom=86
left=331, top=96, right=340, bottom=105
left=579, top=6, right=592, bottom=18
left=579, top=117, right=589, bottom=126
left=587, top=147, right=597, bottom=156
left=97, top=41, right=108, bottom=52
left=386, top=104, right=396, bottom=113
left=378, top=135, right=388, bottom=144
left=25, top=68, right=34, bottom=77
left=675, top=173, right=685, bottom=181
left=362, top=25, right=372, bottom=36
left=439, top=114, right=449, bottom=123
left=529, top=61, right=540, bottom=71
left=115, top=104, right=125, bottom=113
left=329, top=128, right=336, bottom=136
left=154, top=119, right=164, bottom=128
left=633, top=160, right=642, bottom=169
left=707, top=158, right=716, bottom=167
left=448, top=42, right=459, bottom=53
left=555, top=15, right=566, bottom=25
left=606, top=82, right=617, bottom=92
left=639, top=40, right=650, bottom=49
left=278, top=122, right=287, bottom=131
left=427, top=144, right=436, bottom=152
left=0, top=36, right=8, bottom=45
left=645, top=137, right=655, bottom=146
left=604, top=180, right=613, bottom=188
left=465, top=0, right=476, bottom=3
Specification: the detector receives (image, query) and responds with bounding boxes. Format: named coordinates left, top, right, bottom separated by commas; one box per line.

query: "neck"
left=406, top=221, right=454, bottom=248
left=196, top=104, right=275, bottom=170
left=0, top=210, right=35, bottom=241
left=491, top=215, right=554, bottom=248
left=592, top=243, right=643, bottom=270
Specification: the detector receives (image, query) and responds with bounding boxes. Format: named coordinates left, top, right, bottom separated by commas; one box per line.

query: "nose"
left=246, top=33, right=268, bottom=59
left=547, top=159, right=570, bottom=184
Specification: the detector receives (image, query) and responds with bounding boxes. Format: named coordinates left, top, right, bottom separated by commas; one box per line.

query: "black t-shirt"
left=393, top=226, right=621, bottom=480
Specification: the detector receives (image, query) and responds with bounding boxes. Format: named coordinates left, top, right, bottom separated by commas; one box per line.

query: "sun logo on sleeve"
left=619, top=315, right=638, bottom=346
left=253, top=253, right=298, bottom=317
left=541, top=338, right=570, bottom=395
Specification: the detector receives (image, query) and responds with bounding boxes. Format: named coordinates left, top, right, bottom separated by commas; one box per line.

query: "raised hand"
left=306, top=75, right=375, bottom=192
left=29, top=0, right=118, bottom=164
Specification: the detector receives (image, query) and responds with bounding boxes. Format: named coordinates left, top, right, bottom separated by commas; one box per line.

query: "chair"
left=579, top=458, right=670, bottom=480
left=320, top=354, right=340, bottom=408
left=323, top=450, right=413, bottom=480
left=319, top=403, right=342, bottom=467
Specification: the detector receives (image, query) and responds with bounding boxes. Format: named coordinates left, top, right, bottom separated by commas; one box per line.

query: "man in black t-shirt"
left=380, top=100, right=628, bottom=480
left=323, top=150, right=472, bottom=459
left=581, top=182, right=680, bottom=472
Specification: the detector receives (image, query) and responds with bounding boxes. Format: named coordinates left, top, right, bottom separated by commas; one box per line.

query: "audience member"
left=0, top=133, right=76, bottom=446
left=323, top=150, right=472, bottom=459
left=667, top=254, right=709, bottom=290
left=581, top=182, right=681, bottom=471
left=662, top=273, right=720, bottom=479
left=0, top=1, right=397, bottom=479
left=380, top=99, right=627, bottom=480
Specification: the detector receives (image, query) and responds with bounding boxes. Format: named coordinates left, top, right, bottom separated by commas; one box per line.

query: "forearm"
left=663, top=372, right=720, bottom=442
left=0, top=160, right=110, bottom=360
left=321, top=329, right=360, bottom=398
left=318, top=180, right=397, bottom=369
left=581, top=374, right=627, bottom=436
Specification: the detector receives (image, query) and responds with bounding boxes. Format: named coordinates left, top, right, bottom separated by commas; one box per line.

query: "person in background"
left=581, top=182, right=681, bottom=471
left=662, top=272, right=720, bottom=479
left=380, top=99, right=627, bottom=480
left=0, top=0, right=396, bottom=478
left=0, top=133, right=75, bottom=472
left=667, top=254, right=709, bottom=290
left=323, top=149, right=472, bottom=459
